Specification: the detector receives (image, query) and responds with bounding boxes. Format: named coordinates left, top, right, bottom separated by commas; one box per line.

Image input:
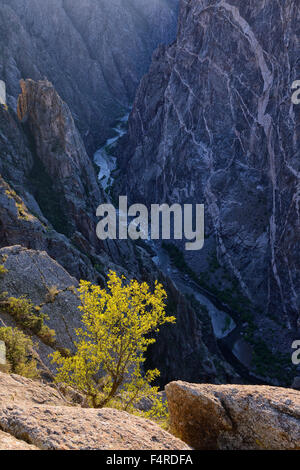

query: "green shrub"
left=1, top=296, right=56, bottom=347
left=0, top=264, right=7, bottom=277
left=0, top=327, right=40, bottom=379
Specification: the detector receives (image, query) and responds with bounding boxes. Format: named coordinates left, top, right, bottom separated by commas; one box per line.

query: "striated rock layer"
left=166, top=381, right=300, bottom=450
left=118, top=0, right=300, bottom=373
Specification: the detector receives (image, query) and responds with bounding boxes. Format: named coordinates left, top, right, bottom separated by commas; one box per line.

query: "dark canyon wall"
left=118, top=0, right=300, bottom=337
left=0, top=0, right=179, bottom=153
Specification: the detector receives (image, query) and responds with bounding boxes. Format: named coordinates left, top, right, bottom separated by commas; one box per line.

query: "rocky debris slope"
left=166, top=381, right=300, bottom=450
left=0, top=371, right=189, bottom=450
left=0, top=0, right=179, bottom=153
left=117, top=0, right=300, bottom=380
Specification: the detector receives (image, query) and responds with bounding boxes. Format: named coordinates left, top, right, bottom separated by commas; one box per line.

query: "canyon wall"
left=0, top=77, right=233, bottom=386
left=0, top=0, right=179, bottom=153
left=118, top=0, right=300, bottom=337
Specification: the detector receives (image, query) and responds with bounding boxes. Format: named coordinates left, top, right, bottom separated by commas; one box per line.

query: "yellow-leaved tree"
left=51, top=271, right=175, bottom=418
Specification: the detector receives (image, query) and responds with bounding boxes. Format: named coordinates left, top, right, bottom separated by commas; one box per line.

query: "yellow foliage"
left=51, top=271, right=175, bottom=417
left=0, top=264, right=7, bottom=277
left=0, top=327, right=40, bottom=379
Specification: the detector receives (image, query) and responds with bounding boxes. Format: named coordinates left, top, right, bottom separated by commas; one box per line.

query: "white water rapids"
left=94, top=112, right=129, bottom=189
left=93, top=113, right=253, bottom=369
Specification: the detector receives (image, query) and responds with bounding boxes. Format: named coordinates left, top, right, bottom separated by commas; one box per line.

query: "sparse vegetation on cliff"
left=0, top=326, right=39, bottom=379
left=0, top=264, right=7, bottom=277
left=1, top=296, right=56, bottom=347
left=0, top=263, right=56, bottom=347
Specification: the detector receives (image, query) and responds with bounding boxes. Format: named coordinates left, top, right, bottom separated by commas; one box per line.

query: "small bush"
left=0, top=327, right=40, bottom=379
left=0, top=264, right=7, bottom=277
left=45, top=286, right=60, bottom=303
left=1, top=296, right=56, bottom=347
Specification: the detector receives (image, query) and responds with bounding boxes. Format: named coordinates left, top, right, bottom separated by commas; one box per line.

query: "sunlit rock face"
left=0, top=0, right=179, bottom=153
left=118, top=0, right=300, bottom=333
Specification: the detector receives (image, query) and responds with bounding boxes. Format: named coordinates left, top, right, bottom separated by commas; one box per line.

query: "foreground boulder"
left=166, top=381, right=300, bottom=450
left=0, top=372, right=189, bottom=450
left=0, top=405, right=190, bottom=451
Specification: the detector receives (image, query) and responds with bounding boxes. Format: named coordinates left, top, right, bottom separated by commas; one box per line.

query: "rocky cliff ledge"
left=166, top=381, right=300, bottom=450
left=0, top=372, right=189, bottom=451
left=1, top=373, right=299, bottom=450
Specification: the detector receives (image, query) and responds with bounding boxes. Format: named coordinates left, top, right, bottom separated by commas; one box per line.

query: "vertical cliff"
left=117, top=0, right=300, bottom=380
left=17, top=78, right=101, bottom=244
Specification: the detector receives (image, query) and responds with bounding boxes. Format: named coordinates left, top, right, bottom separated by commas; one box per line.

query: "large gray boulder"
left=0, top=245, right=81, bottom=369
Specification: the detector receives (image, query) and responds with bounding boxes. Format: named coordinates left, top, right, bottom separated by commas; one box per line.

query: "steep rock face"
left=0, top=80, right=141, bottom=281
left=166, top=381, right=300, bottom=450
left=0, top=0, right=179, bottom=153
left=17, top=78, right=101, bottom=245
left=118, top=0, right=300, bottom=343
left=0, top=97, right=123, bottom=282
left=0, top=101, right=33, bottom=185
